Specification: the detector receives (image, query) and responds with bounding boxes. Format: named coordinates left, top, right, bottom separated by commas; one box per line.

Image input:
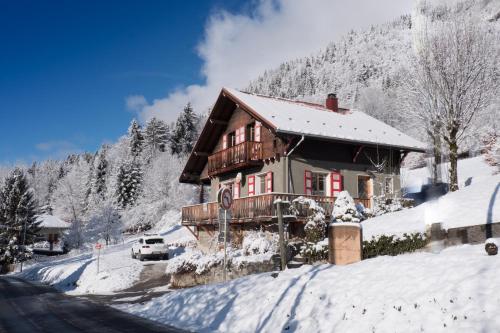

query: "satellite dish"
left=235, top=172, right=242, bottom=184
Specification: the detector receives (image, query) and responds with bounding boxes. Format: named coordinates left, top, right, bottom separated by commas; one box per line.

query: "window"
left=384, top=177, right=393, bottom=195
left=311, top=172, right=326, bottom=196
left=145, top=238, right=164, bottom=244
left=247, top=123, right=255, bottom=141
left=257, top=174, right=266, bottom=194
left=228, top=132, right=236, bottom=147
left=358, top=176, right=371, bottom=199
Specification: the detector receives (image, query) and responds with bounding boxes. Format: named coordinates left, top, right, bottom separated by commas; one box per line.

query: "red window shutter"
left=233, top=182, right=240, bottom=199
left=223, top=135, right=228, bottom=149
left=240, top=126, right=245, bottom=143
left=248, top=175, right=255, bottom=196
left=304, top=170, right=312, bottom=195
left=330, top=171, right=342, bottom=197
left=266, top=171, right=273, bottom=193
left=255, top=122, right=261, bottom=142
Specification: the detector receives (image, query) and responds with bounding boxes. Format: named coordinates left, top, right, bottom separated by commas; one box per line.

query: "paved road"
left=0, top=276, right=188, bottom=333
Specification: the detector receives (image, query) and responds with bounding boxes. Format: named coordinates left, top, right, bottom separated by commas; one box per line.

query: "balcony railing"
left=181, top=193, right=371, bottom=225
left=208, top=141, right=263, bottom=176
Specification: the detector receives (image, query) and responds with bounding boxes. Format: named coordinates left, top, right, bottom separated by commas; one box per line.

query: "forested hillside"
left=246, top=0, right=500, bottom=150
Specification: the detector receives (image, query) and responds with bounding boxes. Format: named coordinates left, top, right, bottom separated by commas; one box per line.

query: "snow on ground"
left=17, top=215, right=194, bottom=295
left=362, top=157, right=500, bottom=239
left=401, top=156, right=494, bottom=193
left=18, top=242, right=143, bottom=295
left=117, top=244, right=500, bottom=333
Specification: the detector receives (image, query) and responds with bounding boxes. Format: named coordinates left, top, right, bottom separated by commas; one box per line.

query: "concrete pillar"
left=328, top=223, right=362, bottom=265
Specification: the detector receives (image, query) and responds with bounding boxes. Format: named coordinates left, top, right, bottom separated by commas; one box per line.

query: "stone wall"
left=169, top=260, right=276, bottom=288
left=427, top=222, right=500, bottom=247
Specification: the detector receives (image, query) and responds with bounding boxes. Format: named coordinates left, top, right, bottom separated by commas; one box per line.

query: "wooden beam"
left=353, top=145, right=364, bottom=163
left=194, top=151, right=209, bottom=157
left=209, top=118, right=228, bottom=125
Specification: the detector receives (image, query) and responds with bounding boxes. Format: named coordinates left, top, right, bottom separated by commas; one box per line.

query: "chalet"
left=180, top=88, right=425, bottom=247
left=33, top=214, right=70, bottom=255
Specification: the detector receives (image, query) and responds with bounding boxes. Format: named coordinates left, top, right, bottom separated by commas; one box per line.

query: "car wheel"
left=163, top=253, right=169, bottom=260
left=139, top=252, right=145, bottom=261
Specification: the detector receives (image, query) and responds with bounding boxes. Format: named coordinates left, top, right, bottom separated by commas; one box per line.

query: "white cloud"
left=133, top=0, right=414, bottom=123
left=126, top=95, right=148, bottom=112
left=35, top=140, right=83, bottom=160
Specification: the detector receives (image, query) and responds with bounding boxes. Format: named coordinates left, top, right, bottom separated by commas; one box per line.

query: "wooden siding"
left=181, top=192, right=371, bottom=225
left=208, top=141, right=263, bottom=176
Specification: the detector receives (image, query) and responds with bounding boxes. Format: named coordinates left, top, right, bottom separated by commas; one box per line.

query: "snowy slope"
left=117, top=244, right=500, bottom=333
left=363, top=156, right=500, bottom=239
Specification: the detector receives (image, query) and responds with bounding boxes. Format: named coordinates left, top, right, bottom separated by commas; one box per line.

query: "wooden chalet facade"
left=179, top=88, right=425, bottom=245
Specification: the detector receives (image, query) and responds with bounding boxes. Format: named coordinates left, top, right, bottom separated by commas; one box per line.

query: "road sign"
left=218, top=208, right=231, bottom=243
left=219, top=188, right=233, bottom=210
left=95, top=243, right=103, bottom=250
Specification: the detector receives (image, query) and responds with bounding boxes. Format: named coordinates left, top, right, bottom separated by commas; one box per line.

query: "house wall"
left=289, top=139, right=402, bottom=198
left=209, top=158, right=285, bottom=201
left=212, top=107, right=286, bottom=159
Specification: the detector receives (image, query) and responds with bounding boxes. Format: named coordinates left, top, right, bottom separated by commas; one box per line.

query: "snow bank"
left=18, top=243, right=143, bottom=295
left=363, top=157, right=500, bottom=239
left=117, top=244, right=500, bottom=332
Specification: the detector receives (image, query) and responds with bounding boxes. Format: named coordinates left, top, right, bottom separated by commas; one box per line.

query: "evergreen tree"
left=144, top=117, right=169, bottom=159
left=0, top=168, right=40, bottom=265
left=170, top=103, right=199, bottom=155
left=116, top=161, right=142, bottom=208
left=93, top=146, right=108, bottom=198
left=128, top=119, right=144, bottom=158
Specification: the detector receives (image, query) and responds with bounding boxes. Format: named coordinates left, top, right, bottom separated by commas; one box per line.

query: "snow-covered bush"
left=482, top=132, right=500, bottom=174
left=242, top=231, right=277, bottom=255
left=371, top=196, right=409, bottom=216
left=291, top=197, right=328, bottom=262
left=166, top=251, right=225, bottom=275
left=332, top=191, right=364, bottom=223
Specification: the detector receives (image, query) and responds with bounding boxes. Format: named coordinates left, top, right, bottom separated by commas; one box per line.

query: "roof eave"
left=276, top=129, right=427, bottom=153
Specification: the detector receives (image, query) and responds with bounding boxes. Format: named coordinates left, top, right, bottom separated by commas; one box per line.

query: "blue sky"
left=0, top=0, right=412, bottom=165
left=0, top=0, right=247, bottom=164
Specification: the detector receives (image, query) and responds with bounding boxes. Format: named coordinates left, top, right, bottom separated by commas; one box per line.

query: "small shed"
left=33, top=214, right=71, bottom=254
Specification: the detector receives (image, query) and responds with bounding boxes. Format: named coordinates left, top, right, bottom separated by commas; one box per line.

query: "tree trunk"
left=448, top=130, right=459, bottom=192
left=428, top=129, right=442, bottom=185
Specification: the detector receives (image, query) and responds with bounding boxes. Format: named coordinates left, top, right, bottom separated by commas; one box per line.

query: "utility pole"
left=276, top=200, right=287, bottom=271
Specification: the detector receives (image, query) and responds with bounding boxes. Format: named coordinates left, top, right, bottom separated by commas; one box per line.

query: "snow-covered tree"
left=93, top=146, right=108, bottom=199
left=116, top=161, right=142, bottom=208
left=128, top=119, right=144, bottom=158
left=401, top=13, right=498, bottom=191
left=483, top=132, right=500, bottom=174
left=85, top=199, right=122, bottom=245
left=332, top=191, right=363, bottom=223
left=0, top=168, right=39, bottom=265
left=144, top=117, right=170, bottom=160
left=170, top=103, right=199, bottom=155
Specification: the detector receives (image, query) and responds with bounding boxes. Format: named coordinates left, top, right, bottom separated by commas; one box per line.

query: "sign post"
left=95, top=242, right=103, bottom=274
left=217, top=187, right=233, bottom=282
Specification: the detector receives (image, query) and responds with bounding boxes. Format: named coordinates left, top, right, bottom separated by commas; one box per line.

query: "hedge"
left=362, top=233, right=428, bottom=259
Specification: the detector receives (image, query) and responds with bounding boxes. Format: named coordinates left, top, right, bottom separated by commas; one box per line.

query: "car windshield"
left=145, top=238, right=164, bottom=244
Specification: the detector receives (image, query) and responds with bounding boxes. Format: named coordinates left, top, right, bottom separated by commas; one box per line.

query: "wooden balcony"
left=208, top=141, right=263, bottom=177
left=181, top=193, right=371, bottom=225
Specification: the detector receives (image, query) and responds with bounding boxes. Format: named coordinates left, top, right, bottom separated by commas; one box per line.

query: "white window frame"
left=311, top=171, right=328, bottom=196
left=256, top=173, right=267, bottom=195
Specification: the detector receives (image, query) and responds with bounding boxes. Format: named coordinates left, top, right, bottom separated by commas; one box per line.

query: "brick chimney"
left=325, top=93, right=338, bottom=112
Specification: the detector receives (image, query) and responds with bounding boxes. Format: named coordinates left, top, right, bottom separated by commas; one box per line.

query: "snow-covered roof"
left=36, top=214, right=71, bottom=229
left=225, top=88, right=426, bottom=151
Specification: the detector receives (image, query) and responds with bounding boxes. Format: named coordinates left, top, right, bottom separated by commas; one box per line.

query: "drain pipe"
left=284, top=135, right=305, bottom=193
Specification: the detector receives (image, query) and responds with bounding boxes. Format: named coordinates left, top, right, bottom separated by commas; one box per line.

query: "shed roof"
left=36, top=214, right=71, bottom=229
